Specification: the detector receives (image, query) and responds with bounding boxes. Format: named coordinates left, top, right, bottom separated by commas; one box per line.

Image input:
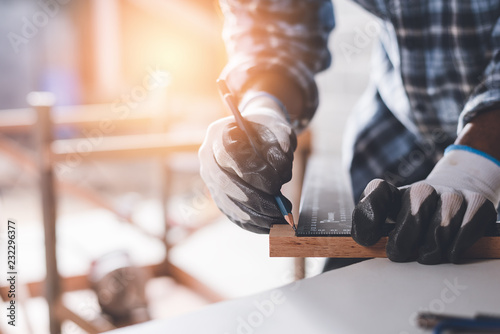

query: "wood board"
left=269, top=155, right=500, bottom=259
left=270, top=224, right=500, bottom=258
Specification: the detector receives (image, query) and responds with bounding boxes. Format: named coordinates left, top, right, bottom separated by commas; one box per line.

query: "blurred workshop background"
left=0, top=0, right=376, bottom=333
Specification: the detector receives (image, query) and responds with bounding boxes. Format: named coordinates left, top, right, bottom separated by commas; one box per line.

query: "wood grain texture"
left=269, top=224, right=500, bottom=258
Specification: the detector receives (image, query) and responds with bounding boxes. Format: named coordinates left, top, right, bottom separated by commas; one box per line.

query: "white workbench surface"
left=108, top=259, right=500, bottom=334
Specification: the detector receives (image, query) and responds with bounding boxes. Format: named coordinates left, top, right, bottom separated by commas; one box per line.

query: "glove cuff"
left=445, top=145, right=500, bottom=167
left=427, top=145, right=500, bottom=206
left=239, top=92, right=292, bottom=125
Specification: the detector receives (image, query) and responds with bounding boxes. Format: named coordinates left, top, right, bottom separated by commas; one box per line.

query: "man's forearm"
left=455, top=110, right=500, bottom=161
left=241, top=72, right=305, bottom=123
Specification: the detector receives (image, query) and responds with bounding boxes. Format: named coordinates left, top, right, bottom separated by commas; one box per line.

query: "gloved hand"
left=199, top=94, right=297, bottom=233
left=352, top=146, right=500, bottom=264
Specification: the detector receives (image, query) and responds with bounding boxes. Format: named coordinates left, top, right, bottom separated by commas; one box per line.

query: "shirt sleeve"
left=459, top=17, right=500, bottom=131
left=219, top=0, right=335, bottom=131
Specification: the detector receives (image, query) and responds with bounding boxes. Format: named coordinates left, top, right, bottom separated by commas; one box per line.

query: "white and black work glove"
left=199, top=94, right=297, bottom=233
left=352, top=145, right=500, bottom=264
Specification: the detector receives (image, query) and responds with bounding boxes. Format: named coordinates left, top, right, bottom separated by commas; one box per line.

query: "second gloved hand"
left=352, top=146, right=500, bottom=264
left=199, top=99, right=297, bottom=233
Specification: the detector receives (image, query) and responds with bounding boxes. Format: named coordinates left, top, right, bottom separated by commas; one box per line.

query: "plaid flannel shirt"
left=219, top=0, right=500, bottom=200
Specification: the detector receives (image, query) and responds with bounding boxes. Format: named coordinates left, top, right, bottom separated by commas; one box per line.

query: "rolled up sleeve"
left=219, top=0, right=335, bottom=130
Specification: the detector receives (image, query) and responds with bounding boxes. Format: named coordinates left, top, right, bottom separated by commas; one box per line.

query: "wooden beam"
left=0, top=264, right=161, bottom=300
left=51, top=132, right=204, bottom=161
left=31, top=92, right=62, bottom=334
left=0, top=261, right=224, bottom=305
left=0, top=134, right=194, bottom=243
left=0, top=107, right=162, bottom=133
left=269, top=224, right=500, bottom=259
left=162, top=262, right=225, bottom=303
left=57, top=305, right=104, bottom=334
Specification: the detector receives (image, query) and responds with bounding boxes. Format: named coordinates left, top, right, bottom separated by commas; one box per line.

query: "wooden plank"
left=271, top=154, right=500, bottom=259
left=0, top=106, right=160, bottom=133
left=32, top=93, right=62, bottom=334
left=0, top=264, right=166, bottom=301
left=269, top=224, right=500, bottom=259
left=57, top=305, right=105, bottom=334
left=0, top=99, right=220, bottom=133
left=50, top=132, right=204, bottom=161
left=0, top=262, right=225, bottom=309
left=163, top=262, right=225, bottom=303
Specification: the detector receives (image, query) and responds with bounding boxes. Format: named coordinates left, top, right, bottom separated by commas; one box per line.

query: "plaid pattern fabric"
left=344, top=85, right=454, bottom=200
left=219, top=0, right=335, bottom=130
left=219, top=0, right=500, bottom=199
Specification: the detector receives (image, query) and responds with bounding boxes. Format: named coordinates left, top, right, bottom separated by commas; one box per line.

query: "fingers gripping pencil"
left=216, top=79, right=296, bottom=231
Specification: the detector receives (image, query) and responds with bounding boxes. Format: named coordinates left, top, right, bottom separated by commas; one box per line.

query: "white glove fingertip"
left=460, top=191, right=488, bottom=227
left=438, top=192, right=464, bottom=227
left=408, top=182, right=435, bottom=216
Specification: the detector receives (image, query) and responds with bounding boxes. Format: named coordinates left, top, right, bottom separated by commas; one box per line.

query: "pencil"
left=216, top=79, right=296, bottom=231
left=417, top=312, right=500, bottom=330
